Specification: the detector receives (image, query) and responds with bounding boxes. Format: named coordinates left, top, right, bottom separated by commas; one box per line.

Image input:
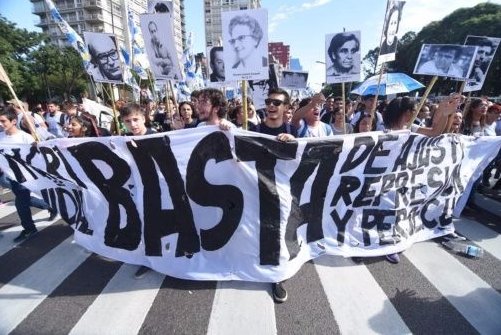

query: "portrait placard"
left=84, top=32, right=124, bottom=84
left=325, top=31, right=361, bottom=84
left=222, top=8, right=269, bottom=81
left=463, top=36, right=501, bottom=92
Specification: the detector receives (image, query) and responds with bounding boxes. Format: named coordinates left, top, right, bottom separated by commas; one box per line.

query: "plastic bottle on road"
left=442, top=240, right=484, bottom=258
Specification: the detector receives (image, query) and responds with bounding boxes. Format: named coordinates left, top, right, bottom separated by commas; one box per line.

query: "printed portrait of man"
left=414, top=44, right=477, bottom=80
left=222, top=9, right=269, bottom=81
left=464, top=36, right=501, bottom=92
left=140, top=13, right=182, bottom=81
left=325, top=31, right=361, bottom=84
left=85, top=32, right=123, bottom=83
left=281, top=71, right=308, bottom=89
left=209, top=46, right=225, bottom=82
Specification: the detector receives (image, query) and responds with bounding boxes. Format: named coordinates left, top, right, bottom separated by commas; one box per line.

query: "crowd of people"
left=1, top=86, right=500, bottom=303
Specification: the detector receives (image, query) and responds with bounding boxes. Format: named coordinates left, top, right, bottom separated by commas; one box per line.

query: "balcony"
left=83, top=0, right=103, bottom=9
left=84, top=13, right=104, bottom=22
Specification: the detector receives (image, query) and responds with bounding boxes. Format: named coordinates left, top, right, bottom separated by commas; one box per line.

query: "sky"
left=0, top=0, right=494, bottom=91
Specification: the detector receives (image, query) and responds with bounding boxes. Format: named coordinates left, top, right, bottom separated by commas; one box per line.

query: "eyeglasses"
left=96, top=50, right=119, bottom=64
left=229, top=35, right=253, bottom=45
left=265, top=98, right=284, bottom=107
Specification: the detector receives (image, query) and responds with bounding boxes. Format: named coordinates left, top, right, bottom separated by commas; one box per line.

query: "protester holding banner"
left=194, top=88, right=234, bottom=129
left=0, top=107, right=57, bottom=243
left=248, top=87, right=297, bottom=303
left=120, top=103, right=157, bottom=136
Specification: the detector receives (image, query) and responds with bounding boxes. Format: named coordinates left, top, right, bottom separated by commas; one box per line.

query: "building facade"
left=31, top=0, right=186, bottom=58
left=203, top=0, right=261, bottom=47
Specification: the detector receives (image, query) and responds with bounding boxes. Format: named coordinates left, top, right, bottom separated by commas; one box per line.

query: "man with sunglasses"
left=249, top=88, right=297, bottom=141
left=249, top=87, right=296, bottom=303
left=87, top=34, right=123, bottom=82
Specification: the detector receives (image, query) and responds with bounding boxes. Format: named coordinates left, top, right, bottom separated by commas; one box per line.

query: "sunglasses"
left=265, top=99, right=284, bottom=107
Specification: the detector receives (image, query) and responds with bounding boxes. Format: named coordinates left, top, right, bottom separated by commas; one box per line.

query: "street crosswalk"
left=0, top=203, right=500, bottom=335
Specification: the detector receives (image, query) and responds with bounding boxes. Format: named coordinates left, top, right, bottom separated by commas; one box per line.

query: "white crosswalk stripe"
left=314, top=256, right=411, bottom=334
left=69, top=264, right=165, bottom=335
left=0, top=207, right=500, bottom=335
left=405, top=241, right=501, bottom=335
left=0, top=236, right=90, bottom=334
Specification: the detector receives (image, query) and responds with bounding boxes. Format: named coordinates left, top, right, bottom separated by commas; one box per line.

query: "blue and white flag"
left=127, top=5, right=148, bottom=79
left=44, top=0, right=91, bottom=73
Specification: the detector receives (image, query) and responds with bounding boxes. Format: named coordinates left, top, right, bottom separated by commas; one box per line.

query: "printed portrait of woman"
left=228, top=14, right=267, bottom=70
left=380, top=1, right=404, bottom=56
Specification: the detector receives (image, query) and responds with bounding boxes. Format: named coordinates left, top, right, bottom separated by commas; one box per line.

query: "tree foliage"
left=0, top=15, right=88, bottom=105
left=362, top=2, right=501, bottom=96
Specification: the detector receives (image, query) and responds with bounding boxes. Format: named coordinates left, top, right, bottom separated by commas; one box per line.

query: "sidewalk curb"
left=470, top=191, right=501, bottom=220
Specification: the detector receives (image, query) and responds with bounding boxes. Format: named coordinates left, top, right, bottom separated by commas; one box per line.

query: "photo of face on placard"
left=84, top=32, right=123, bottom=84
left=378, top=0, right=405, bottom=65
left=463, top=35, right=501, bottom=92
left=325, top=31, right=361, bottom=84
left=414, top=44, right=478, bottom=80
left=208, top=46, right=225, bottom=83
left=140, top=13, right=182, bottom=81
left=222, top=8, right=269, bottom=81
left=281, top=70, right=308, bottom=89
left=148, top=0, right=172, bottom=14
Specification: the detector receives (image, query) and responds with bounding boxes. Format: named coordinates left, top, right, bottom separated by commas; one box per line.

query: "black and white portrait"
left=222, top=8, right=269, bottom=81
left=140, top=13, right=182, bottom=81
left=414, top=44, right=478, bottom=80
left=147, top=0, right=172, bottom=14
left=378, top=0, right=405, bottom=65
left=281, top=70, right=308, bottom=89
left=249, top=64, right=279, bottom=110
left=208, top=46, right=225, bottom=83
left=84, top=32, right=123, bottom=84
left=325, top=31, right=361, bottom=84
left=463, top=35, right=501, bottom=92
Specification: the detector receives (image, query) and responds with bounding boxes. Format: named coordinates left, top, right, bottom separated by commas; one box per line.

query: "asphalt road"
left=0, top=196, right=500, bottom=335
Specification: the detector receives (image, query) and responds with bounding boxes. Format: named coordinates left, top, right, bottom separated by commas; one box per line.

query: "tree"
left=0, top=15, right=45, bottom=101
left=0, top=16, right=88, bottom=104
left=361, top=3, right=501, bottom=96
left=362, top=47, right=380, bottom=79
left=31, top=45, right=88, bottom=101
left=393, top=3, right=501, bottom=96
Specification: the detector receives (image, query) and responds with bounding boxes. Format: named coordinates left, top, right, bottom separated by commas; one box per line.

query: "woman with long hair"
left=461, top=98, right=488, bottom=135
left=66, top=113, right=100, bottom=138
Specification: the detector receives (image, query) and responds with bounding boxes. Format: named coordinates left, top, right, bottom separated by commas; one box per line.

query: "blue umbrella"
left=351, top=72, right=425, bottom=96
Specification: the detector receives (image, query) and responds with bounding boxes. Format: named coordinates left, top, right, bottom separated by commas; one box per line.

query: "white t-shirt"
left=297, top=120, right=333, bottom=138
left=0, top=130, right=35, bottom=144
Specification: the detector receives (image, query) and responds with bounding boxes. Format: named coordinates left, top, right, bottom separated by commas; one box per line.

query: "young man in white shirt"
left=0, top=107, right=57, bottom=243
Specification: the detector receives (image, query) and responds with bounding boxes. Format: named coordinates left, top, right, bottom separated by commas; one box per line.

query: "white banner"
left=1, top=128, right=500, bottom=282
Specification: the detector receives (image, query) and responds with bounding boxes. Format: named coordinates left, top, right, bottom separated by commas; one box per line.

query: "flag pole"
left=241, top=80, right=248, bottom=130
left=408, top=75, right=438, bottom=127
left=341, top=82, right=346, bottom=133
left=109, top=83, right=121, bottom=135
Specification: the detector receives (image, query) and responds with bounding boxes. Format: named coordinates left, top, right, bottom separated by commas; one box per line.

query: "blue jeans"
left=9, top=179, right=49, bottom=232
